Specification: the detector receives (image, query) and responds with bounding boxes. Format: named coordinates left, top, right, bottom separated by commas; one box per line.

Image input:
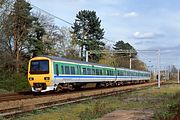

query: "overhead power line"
left=31, top=4, right=115, bottom=44
left=103, top=38, right=115, bottom=44
left=31, top=4, right=73, bottom=25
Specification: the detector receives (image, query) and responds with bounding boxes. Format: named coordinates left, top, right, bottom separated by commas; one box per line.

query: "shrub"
left=153, top=93, right=180, bottom=120
left=79, top=100, right=114, bottom=120
left=0, top=72, right=30, bottom=93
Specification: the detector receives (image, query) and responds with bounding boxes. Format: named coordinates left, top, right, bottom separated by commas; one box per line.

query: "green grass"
left=4, top=83, right=180, bottom=120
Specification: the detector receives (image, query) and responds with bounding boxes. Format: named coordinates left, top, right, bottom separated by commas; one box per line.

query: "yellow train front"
left=28, top=57, right=55, bottom=92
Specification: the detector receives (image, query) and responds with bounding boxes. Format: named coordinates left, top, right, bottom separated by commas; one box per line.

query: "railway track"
left=0, top=82, right=149, bottom=103
left=0, top=92, right=34, bottom=102
left=0, top=87, right=122, bottom=102
left=0, top=81, right=164, bottom=118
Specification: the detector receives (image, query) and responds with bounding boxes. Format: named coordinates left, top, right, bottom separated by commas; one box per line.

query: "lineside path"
left=97, top=110, right=153, bottom=120
left=0, top=81, right=164, bottom=117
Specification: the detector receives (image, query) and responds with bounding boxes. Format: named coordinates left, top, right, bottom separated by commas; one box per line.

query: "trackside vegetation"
left=0, top=0, right=148, bottom=93
left=3, top=83, right=179, bottom=120
left=0, top=72, right=30, bottom=93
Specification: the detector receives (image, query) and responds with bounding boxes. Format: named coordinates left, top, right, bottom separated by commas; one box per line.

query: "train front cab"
left=28, top=57, right=54, bottom=92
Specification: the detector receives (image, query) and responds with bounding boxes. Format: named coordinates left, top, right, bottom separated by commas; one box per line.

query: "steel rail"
left=0, top=81, right=164, bottom=118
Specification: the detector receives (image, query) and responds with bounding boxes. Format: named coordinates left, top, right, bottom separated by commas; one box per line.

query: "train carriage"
left=28, top=56, right=150, bottom=92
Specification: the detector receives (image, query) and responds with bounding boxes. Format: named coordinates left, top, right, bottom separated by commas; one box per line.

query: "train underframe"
left=53, top=80, right=149, bottom=92
left=32, top=80, right=149, bottom=92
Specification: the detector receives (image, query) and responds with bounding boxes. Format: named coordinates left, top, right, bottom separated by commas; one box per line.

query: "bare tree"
left=0, top=0, right=15, bottom=71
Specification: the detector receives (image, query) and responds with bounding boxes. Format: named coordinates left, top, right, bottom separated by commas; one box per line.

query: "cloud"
left=124, top=11, right=138, bottom=17
left=133, top=32, right=163, bottom=39
left=100, top=12, right=121, bottom=17
left=110, top=12, right=121, bottom=17
left=135, top=40, right=156, bottom=45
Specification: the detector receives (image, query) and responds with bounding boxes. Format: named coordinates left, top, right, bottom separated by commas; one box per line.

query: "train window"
left=123, top=71, right=126, bottom=76
left=107, top=70, right=110, bottom=76
left=92, top=69, right=95, bottom=75
left=118, top=71, right=120, bottom=76
left=119, top=71, right=122, bottom=76
left=128, top=72, right=131, bottom=76
left=77, top=66, right=81, bottom=75
left=83, top=68, right=86, bottom=75
left=79, top=66, right=81, bottom=74
left=100, top=69, right=102, bottom=75
left=30, top=60, right=49, bottom=74
left=96, top=69, right=100, bottom=75
left=132, top=72, right=134, bottom=76
left=87, top=68, right=91, bottom=75
left=134, top=72, right=136, bottom=76
left=112, top=70, right=114, bottom=76
left=65, top=66, right=70, bottom=74
left=110, top=70, right=112, bottom=76
left=56, top=64, right=59, bottom=75
left=71, top=66, right=75, bottom=74
left=61, top=66, right=64, bottom=74
left=103, top=69, right=106, bottom=75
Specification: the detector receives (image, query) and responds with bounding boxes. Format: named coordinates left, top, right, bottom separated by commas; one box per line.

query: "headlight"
left=44, top=77, right=50, bottom=80
left=29, top=77, right=34, bottom=80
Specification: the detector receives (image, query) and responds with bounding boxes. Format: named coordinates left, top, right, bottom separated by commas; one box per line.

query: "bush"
left=79, top=100, right=114, bottom=120
left=153, top=93, right=180, bottom=120
left=0, top=72, right=30, bottom=93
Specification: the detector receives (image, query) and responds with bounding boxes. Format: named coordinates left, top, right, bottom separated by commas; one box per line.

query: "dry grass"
left=4, top=82, right=180, bottom=120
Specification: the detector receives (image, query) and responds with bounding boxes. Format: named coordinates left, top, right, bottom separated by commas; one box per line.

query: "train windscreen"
left=30, top=60, right=49, bottom=74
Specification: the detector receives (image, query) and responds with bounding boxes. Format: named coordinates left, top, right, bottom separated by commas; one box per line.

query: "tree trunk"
left=16, top=48, right=20, bottom=73
left=13, top=23, right=20, bottom=73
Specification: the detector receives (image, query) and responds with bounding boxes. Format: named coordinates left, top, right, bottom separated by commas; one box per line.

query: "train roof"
left=36, top=55, right=149, bottom=73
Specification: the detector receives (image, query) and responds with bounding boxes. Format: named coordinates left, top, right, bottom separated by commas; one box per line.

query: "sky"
left=28, top=0, right=180, bottom=69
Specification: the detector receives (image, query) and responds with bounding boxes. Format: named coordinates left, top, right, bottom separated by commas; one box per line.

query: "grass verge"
left=2, top=83, right=180, bottom=120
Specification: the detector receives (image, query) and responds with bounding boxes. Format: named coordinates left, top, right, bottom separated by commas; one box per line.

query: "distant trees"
left=71, top=10, right=105, bottom=62
left=113, top=40, right=137, bottom=56
left=113, top=40, right=146, bottom=70
left=0, top=1, right=149, bottom=92
left=114, top=41, right=147, bottom=70
left=112, top=40, right=136, bottom=68
left=0, top=0, right=77, bottom=73
left=99, top=40, right=146, bottom=70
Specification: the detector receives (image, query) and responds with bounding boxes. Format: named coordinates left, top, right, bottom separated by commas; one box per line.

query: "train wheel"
left=56, top=84, right=63, bottom=92
left=96, top=83, right=101, bottom=88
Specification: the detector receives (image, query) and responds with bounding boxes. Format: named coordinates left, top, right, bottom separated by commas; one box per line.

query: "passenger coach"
left=28, top=56, right=150, bottom=92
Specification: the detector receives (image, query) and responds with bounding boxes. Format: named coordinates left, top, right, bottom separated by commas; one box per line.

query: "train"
left=28, top=56, right=151, bottom=92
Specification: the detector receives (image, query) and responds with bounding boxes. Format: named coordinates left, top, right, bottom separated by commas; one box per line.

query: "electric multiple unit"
left=28, top=56, right=150, bottom=92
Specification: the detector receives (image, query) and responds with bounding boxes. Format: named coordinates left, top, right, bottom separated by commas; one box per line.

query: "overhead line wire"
left=31, top=4, right=73, bottom=25
left=31, top=4, right=114, bottom=44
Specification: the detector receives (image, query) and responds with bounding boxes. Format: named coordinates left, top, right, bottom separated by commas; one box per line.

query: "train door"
left=115, top=68, right=117, bottom=82
left=77, top=65, right=81, bottom=81
left=54, top=63, right=59, bottom=85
